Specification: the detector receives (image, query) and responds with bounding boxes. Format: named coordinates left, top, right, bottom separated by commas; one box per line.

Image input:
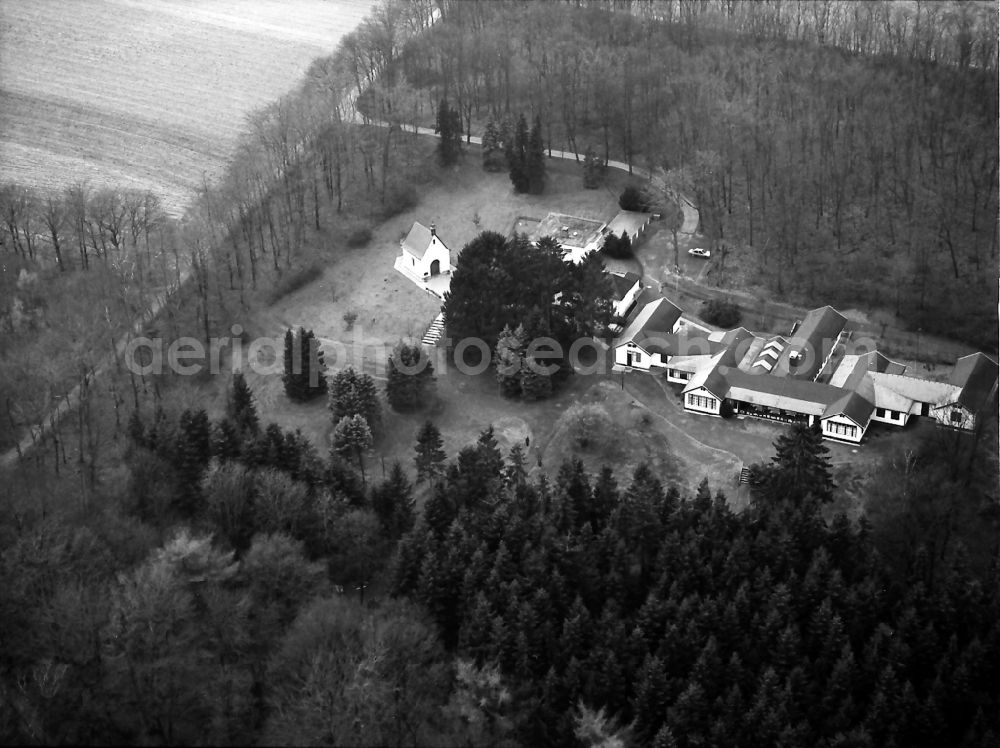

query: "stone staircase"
left=422, top=312, right=445, bottom=347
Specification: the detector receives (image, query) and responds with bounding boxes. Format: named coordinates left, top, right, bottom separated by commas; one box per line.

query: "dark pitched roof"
left=774, top=306, right=847, bottom=380
left=644, top=297, right=683, bottom=332
left=823, top=390, right=875, bottom=427
left=724, top=367, right=845, bottom=409
left=685, top=361, right=846, bottom=414
left=701, top=366, right=730, bottom=400
left=950, top=352, right=999, bottom=412
left=718, top=328, right=756, bottom=368
left=632, top=332, right=729, bottom=358
left=683, top=354, right=730, bottom=399
left=608, top=271, right=642, bottom=300
left=618, top=297, right=684, bottom=344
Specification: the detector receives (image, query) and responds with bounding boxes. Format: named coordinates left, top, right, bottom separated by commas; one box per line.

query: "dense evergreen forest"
left=388, top=0, right=999, bottom=348
left=3, top=1, right=1000, bottom=745
left=3, top=381, right=998, bottom=744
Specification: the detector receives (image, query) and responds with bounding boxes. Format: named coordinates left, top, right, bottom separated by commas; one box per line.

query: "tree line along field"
left=0, top=0, right=373, bottom=217
left=0, top=0, right=372, bottom=451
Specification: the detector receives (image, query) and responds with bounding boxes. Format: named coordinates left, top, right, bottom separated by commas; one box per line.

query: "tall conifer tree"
left=283, top=327, right=326, bottom=402
left=414, top=420, right=447, bottom=484
left=527, top=115, right=546, bottom=194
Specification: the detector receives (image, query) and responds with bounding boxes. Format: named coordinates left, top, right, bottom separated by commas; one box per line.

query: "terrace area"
left=531, top=213, right=606, bottom=249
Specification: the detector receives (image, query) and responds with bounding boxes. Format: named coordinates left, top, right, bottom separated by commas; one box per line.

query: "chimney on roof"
left=429, top=223, right=436, bottom=237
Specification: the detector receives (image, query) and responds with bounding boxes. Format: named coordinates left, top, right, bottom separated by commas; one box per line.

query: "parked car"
left=688, top=247, right=711, bottom=258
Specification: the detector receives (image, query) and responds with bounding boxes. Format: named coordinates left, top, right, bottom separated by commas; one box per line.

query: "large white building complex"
left=615, top=300, right=998, bottom=444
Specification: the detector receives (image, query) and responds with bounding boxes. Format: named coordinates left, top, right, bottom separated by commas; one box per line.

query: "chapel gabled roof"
left=401, top=222, right=447, bottom=260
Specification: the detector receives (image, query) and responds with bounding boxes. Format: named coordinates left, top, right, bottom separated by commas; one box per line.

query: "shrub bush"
left=382, top=182, right=419, bottom=218
left=566, top=403, right=616, bottom=452
left=701, top=299, right=742, bottom=328
left=633, top=410, right=654, bottom=429
left=346, top=227, right=372, bottom=248
left=267, top=261, right=323, bottom=304
left=618, top=185, right=650, bottom=212
left=600, top=230, right=633, bottom=259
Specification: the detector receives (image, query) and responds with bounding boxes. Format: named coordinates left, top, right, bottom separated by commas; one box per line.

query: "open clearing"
left=258, top=154, right=635, bottom=356
left=235, top=153, right=740, bottom=498
left=0, top=0, right=372, bottom=215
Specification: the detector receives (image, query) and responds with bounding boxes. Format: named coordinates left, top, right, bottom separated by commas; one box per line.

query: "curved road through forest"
left=378, top=117, right=700, bottom=234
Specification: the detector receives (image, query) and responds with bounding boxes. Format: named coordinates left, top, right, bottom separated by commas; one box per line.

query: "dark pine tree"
left=386, top=342, right=435, bottom=411
left=505, top=444, right=528, bottom=488
left=507, top=113, right=530, bottom=193
left=414, top=420, right=447, bottom=485
left=174, top=409, right=211, bottom=515
left=328, top=366, right=380, bottom=430
left=325, top=451, right=366, bottom=506
left=282, top=327, right=327, bottom=402
left=482, top=116, right=506, bottom=172
left=601, top=230, right=633, bottom=259
left=228, top=371, right=259, bottom=436
left=633, top=654, right=670, bottom=744
left=424, top=482, right=457, bottom=539
left=590, top=466, right=619, bottom=531
left=370, top=461, right=415, bottom=540
left=211, top=417, right=242, bottom=462
left=752, top=422, right=835, bottom=505
left=435, top=97, right=463, bottom=166
left=475, top=425, right=505, bottom=480
left=244, top=422, right=287, bottom=471
left=442, top=231, right=520, bottom=347
left=527, top=115, right=546, bottom=194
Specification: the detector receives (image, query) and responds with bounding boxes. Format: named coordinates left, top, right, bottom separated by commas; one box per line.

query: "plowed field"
left=0, top=0, right=370, bottom=215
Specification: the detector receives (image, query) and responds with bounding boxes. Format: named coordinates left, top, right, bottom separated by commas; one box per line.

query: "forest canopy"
left=2, top=1, right=999, bottom=745
left=394, top=0, right=999, bottom=349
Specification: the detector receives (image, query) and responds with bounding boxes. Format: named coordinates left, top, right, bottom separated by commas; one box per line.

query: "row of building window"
left=876, top=408, right=900, bottom=419
left=825, top=421, right=857, bottom=438
left=687, top=393, right=717, bottom=410
left=669, top=369, right=691, bottom=381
